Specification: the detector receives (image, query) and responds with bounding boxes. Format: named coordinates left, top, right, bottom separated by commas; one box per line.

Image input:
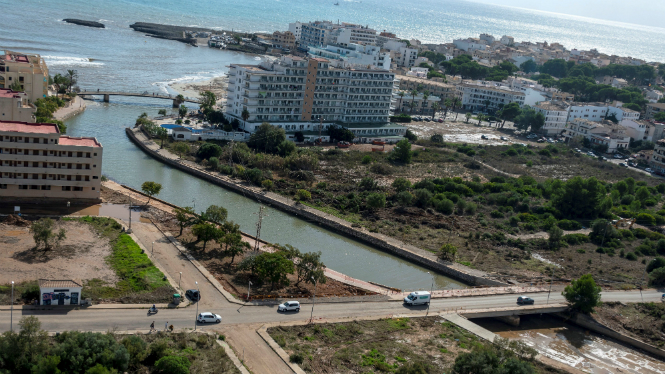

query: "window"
left=18, top=185, right=28, bottom=190
left=92, top=187, right=95, bottom=191
left=73, top=187, right=83, bottom=191
left=0, top=184, right=6, bottom=189
left=62, top=186, right=71, bottom=191
left=30, top=185, right=39, bottom=190
left=41, top=185, right=51, bottom=190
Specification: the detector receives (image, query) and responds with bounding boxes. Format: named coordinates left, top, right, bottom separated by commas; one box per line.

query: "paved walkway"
left=53, top=96, right=86, bottom=120
left=223, top=324, right=294, bottom=374
left=440, top=313, right=497, bottom=342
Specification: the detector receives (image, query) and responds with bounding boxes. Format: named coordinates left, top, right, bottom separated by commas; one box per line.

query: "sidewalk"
left=223, top=324, right=294, bottom=374
left=53, top=96, right=86, bottom=121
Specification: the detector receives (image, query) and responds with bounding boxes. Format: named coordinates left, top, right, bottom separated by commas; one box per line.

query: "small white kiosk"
left=38, top=279, right=83, bottom=306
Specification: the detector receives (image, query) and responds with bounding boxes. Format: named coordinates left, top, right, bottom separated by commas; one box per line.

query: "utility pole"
left=310, top=276, right=318, bottom=323
left=254, top=206, right=265, bottom=251
left=319, top=117, right=323, bottom=139
left=127, top=196, right=133, bottom=234
left=547, top=268, right=553, bottom=305
left=229, top=140, right=234, bottom=166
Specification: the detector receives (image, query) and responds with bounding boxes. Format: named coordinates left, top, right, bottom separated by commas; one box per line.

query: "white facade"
left=619, top=119, right=648, bottom=141
left=456, top=82, right=526, bottom=112
left=565, top=118, right=630, bottom=153
left=225, top=55, right=395, bottom=130
left=500, top=36, right=515, bottom=45
left=567, top=103, right=609, bottom=122
left=607, top=105, right=640, bottom=121
left=307, top=44, right=391, bottom=70
left=39, top=279, right=82, bottom=306
left=453, top=38, right=487, bottom=52
left=288, top=22, right=302, bottom=40
left=479, top=34, right=495, bottom=44
left=333, top=25, right=377, bottom=46
left=534, top=102, right=569, bottom=135
left=406, top=67, right=429, bottom=78
left=383, top=40, right=419, bottom=68
left=646, top=90, right=663, bottom=103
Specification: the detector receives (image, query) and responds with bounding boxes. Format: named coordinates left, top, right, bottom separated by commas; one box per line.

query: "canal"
left=64, top=99, right=466, bottom=291
left=473, top=315, right=665, bottom=373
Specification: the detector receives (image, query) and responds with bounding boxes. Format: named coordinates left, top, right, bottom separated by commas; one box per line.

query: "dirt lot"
left=0, top=217, right=118, bottom=286
left=268, top=317, right=562, bottom=374
left=592, top=301, right=665, bottom=347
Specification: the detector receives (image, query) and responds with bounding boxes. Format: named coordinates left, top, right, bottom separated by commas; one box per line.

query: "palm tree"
left=397, top=91, right=405, bottom=113
left=410, top=89, right=418, bottom=110
left=241, top=107, right=250, bottom=122
left=477, top=113, right=486, bottom=126
left=409, top=101, right=417, bottom=114
left=443, top=98, right=453, bottom=118
left=66, top=70, right=77, bottom=92
left=421, top=93, right=429, bottom=115
left=465, top=112, right=472, bottom=123
left=431, top=102, right=441, bottom=121
left=453, top=98, right=462, bottom=121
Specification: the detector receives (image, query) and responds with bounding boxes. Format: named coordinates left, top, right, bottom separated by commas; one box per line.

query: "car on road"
left=437, top=118, right=443, bottom=123
left=403, top=291, right=431, bottom=305
left=619, top=163, right=627, bottom=167
left=646, top=168, right=654, bottom=173
left=600, top=156, right=608, bottom=161
left=424, top=118, right=431, bottom=122
left=537, top=138, right=545, bottom=143
left=185, top=289, right=200, bottom=302
left=500, top=136, right=507, bottom=141
left=614, top=154, right=624, bottom=159
left=629, top=162, right=637, bottom=167
left=575, top=148, right=582, bottom=153
left=278, top=301, right=300, bottom=312
left=197, top=312, right=221, bottom=323
left=517, top=296, right=535, bottom=305
left=481, top=135, right=488, bottom=139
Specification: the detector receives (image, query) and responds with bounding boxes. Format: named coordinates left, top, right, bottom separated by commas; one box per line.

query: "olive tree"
left=30, top=218, right=66, bottom=250
left=140, top=181, right=162, bottom=204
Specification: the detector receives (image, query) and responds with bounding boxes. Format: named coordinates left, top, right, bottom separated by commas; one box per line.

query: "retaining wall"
left=125, top=127, right=507, bottom=287
left=556, top=312, right=665, bottom=360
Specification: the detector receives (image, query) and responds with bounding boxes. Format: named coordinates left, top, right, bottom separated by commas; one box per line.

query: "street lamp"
left=248, top=280, right=252, bottom=302
left=178, top=272, right=182, bottom=290
left=10, top=281, right=14, bottom=332
left=309, top=276, right=318, bottom=323
left=194, top=281, right=199, bottom=330
left=152, top=241, right=155, bottom=254
left=426, top=272, right=434, bottom=316
left=127, top=196, right=133, bottom=234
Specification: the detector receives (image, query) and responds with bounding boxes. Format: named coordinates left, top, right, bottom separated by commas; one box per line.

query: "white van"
left=403, top=291, right=431, bottom=305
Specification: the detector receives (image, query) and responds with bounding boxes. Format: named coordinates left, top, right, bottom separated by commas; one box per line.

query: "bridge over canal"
left=78, top=90, right=200, bottom=107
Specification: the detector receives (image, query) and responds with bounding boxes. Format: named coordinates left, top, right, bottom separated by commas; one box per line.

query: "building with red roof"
left=0, top=88, right=36, bottom=123
left=0, top=50, right=49, bottom=104
left=0, top=121, right=102, bottom=200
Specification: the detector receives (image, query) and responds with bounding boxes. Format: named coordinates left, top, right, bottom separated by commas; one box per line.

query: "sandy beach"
left=169, top=76, right=228, bottom=106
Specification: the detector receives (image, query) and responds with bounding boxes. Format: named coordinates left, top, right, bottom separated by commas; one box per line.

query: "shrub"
left=563, top=233, right=590, bottom=245
left=362, top=155, right=373, bottom=164
left=414, top=189, right=433, bottom=207
left=370, top=163, right=393, bottom=175
left=439, top=243, right=457, bottom=262
left=197, top=143, right=223, bottom=159
left=155, top=356, right=191, bottom=374
left=626, top=252, right=638, bottom=261
left=359, top=177, right=378, bottom=191
left=649, top=267, right=665, bottom=286
left=557, top=219, right=582, bottom=230
left=636, top=213, right=656, bottom=226
left=288, top=170, right=315, bottom=181
left=490, top=210, right=504, bottom=218
left=295, top=189, right=311, bottom=201
left=208, top=157, right=219, bottom=170
left=396, top=191, right=413, bottom=206
left=261, top=179, right=273, bottom=190
left=245, top=168, right=263, bottom=185
left=366, top=193, right=386, bottom=210
left=392, top=177, right=412, bottom=192
left=647, top=257, right=665, bottom=273
left=464, top=202, right=478, bottom=215
left=538, top=149, right=551, bottom=157
left=289, top=353, right=304, bottom=364
left=526, top=160, right=533, bottom=167
left=434, top=198, right=454, bottom=215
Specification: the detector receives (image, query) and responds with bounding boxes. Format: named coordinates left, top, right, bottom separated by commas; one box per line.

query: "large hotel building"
left=0, top=50, right=49, bottom=104
left=225, top=56, right=400, bottom=136
left=0, top=121, right=103, bottom=201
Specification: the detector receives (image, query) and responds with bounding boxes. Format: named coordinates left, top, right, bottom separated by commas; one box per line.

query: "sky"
left=468, top=0, right=665, bottom=29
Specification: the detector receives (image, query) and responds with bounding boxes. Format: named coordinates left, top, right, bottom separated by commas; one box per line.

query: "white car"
left=646, top=168, right=653, bottom=173
left=277, top=301, right=300, bottom=312
left=197, top=312, right=221, bottom=323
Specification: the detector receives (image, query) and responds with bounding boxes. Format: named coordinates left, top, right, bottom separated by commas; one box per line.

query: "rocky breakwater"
left=129, top=22, right=207, bottom=46
left=63, top=19, right=105, bottom=28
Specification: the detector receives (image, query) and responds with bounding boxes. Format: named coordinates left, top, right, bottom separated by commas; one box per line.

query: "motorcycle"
left=148, top=307, right=158, bottom=315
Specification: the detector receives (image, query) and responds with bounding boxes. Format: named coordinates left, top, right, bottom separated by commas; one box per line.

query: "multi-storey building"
left=455, top=81, right=525, bottom=112
left=0, top=121, right=102, bottom=200
left=393, top=91, right=441, bottom=116
left=0, top=50, right=49, bottom=104
left=567, top=102, right=609, bottom=122
left=607, top=105, right=640, bottom=122
left=297, top=21, right=377, bottom=48
left=383, top=40, right=418, bottom=68
left=396, top=76, right=456, bottom=102
left=307, top=44, right=390, bottom=70
left=564, top=118, right=630, bottom=153
left=333, top=24, right=376, bottom=46
left=533, top=101, right=569, bottom=135
left=225, top=55, right=396, bottom=132
left=0, top=88, right=36, bottom=123
left=272, top=31, right=296, bottom=50
left=645, top=103, right=665, bottom=120
left=288, top=22, right=302, bottom=40
left=649, top=139, right=665, bottom=174
left=619, top=118, right=650, bottom=141
left=299, top=21, right=339, bottom=47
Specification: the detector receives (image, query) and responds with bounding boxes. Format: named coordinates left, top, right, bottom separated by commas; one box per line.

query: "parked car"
left=437, top=118, right=444, bottom=123
left=601, top=156, right=608, bottom=161
left=197, top=312, right=221, bottom=323
left=646, top=168, right=654, bottom=173
left=500, top=136, right=507, bottom=141
left=277, top=301, right=300, bottom=312
left=619, top=163, right=627, bottom=167
left=403, top=291, right=431, bottom=305
left=537, top=139, right=545, bottom=143
left=629, top=162, right=637, bottom=167
left=481, top=135, right=488, bottom=140
left=185, top=289, right=200, bottom=302
left=614, top=154, right=623, bottom=159
left=517, top=296, right=535, bottom=305
left=575, top=148, right=582, bottom=153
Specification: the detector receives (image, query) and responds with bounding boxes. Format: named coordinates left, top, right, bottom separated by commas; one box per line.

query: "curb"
left=217, top=339, right=252, bottom=374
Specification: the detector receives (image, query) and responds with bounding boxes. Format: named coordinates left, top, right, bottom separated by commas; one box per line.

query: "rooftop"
left=59, top=136, right=102, bottom=148
left=648, top=103, right=665, bottom=110
left=534, top=101, right=569, bottom=111
left=38, top=279, right=83, bottom=288
left=0, top=88, right=24, bottom=98
left=0, top=121, right=59, bottom=134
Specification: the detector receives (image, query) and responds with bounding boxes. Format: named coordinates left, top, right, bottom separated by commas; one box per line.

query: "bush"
left=289, top=353, right=304, bottom=364
left=464, top=202, right=478, bottom=215
left=647, top=257, right=665, bottom=273
left=490, top=210, right=504, bottom=218
left=557, top=219, right=582, bottom=230
left=366, top=193, right=386, bottom=210
left=261, top=179, right=273, bottom=190
left=155, top=356, right=191, bottom=374
left=434, top=198, right=454, bottom=215
left=296, top=189, right=311, bottom=201
left=636, top=213, right=656, bottom=226
left=197, top=143, right=223, bottom=159
left=362, top=155, right=373, bottom=164
left=649, top=267, right=665, bottom=286
left=392, top=177, right=411, bottom=192
left=288, top=170, right=315, bottom=181
left=359, top=177, right=378, bottom=191
left=562, top=233, right=590, bottom=245
left=396, top=191, right=413, bottom=206
left=370, top=163, right=393, bottom=175
left=626, top=252, right=638, bottom=261
left=245, top=168, right=263, bottom=185
left=414, top=189, right=433, bottom=207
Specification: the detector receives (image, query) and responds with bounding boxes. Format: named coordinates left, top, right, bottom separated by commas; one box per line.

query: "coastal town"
left=2, top=11, right=665, bottom=374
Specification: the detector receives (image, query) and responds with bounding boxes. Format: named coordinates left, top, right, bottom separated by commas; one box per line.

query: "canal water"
left=64, top=100, right=465, bottom=291
left=473, top=315, right=665, bottom=373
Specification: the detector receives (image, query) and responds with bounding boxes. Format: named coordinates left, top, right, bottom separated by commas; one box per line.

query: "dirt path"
left=223, top=324, right=293, bottom=374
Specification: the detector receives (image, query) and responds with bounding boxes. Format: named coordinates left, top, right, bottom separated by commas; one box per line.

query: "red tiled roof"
left=0, top=88, right=23, bottom=98
left=38, top=279, right=83, bottom=288
left=0, top=121, right=59, bottom=134
left=59, top=136, right=101, bottom=148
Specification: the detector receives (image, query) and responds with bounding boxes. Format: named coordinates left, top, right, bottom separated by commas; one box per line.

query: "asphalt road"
left=0, top=290, right=660, bottom=333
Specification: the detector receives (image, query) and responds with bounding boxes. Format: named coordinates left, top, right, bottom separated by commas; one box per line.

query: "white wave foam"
left=42, top=55, right=104, bottom=67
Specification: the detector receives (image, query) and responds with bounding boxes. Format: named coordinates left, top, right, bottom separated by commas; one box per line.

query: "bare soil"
left=268, top=317, right=563, bottom=374
left=0, top=218, right=119, bottom=287
left=592, top=301, right=665, bottom=348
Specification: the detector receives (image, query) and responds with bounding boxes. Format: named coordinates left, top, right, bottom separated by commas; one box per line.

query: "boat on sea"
left=334, top=2, right=339, bottom=5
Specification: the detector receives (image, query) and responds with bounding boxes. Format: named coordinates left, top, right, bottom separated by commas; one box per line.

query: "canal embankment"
left=125, top=126, right=508, bottom=287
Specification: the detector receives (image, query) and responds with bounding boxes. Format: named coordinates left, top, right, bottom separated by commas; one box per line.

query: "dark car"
left=186, top=289, right=201, bottom=302
left=517, top=296, right=534, bottom=305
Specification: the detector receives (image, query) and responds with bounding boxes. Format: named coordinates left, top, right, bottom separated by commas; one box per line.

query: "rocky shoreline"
left=63, top=19, right=105, bottom=28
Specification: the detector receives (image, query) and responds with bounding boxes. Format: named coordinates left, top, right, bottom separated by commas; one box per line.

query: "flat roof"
left=0, top=88, right=24, bottom=98
left=59, top=136, right=101, bottom=148
left=341, top=123, right=406, bottom=129
left=0, top=121, right=59, bottom=134
left=648, top=103, right=665, bottom=110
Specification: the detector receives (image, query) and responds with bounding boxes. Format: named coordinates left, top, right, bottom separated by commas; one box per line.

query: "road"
left=0, top=290, right=660, bottom=333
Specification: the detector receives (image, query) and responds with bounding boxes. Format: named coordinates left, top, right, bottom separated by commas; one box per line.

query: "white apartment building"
left=649, top=139, right=665, bottom=174
left=567, top=102, right=609, bottom=122
left=288, top=22, right=302, bottom=40
left=297, top=21, right=377, bottom=48
left=619, top=118, right=650, bottom=141
left=225, top=55, right=396, bottom=132
left=0, top=121, right=103, bottom=200
left=607, top=105, right=640, bottom=121
left=646, top=90, right=663, bottom=103
left=456, top=81, right=526, bottom=112
left=307, top=44, right=390, bottom=70
left=533, top=101, right=569, bottom=135
left=479, top=34, right=495, bottom=44
left=299, top=21, right=339, bottom=47
left=333, top=24, right=377, bottom=46
left=452, top=38, right=487, bottom=52
left=564, top=118, right=630, bottom=153
left=0, top=88, right=36, bottom=123
left=0, top=50, right=49, bottom=104
left=383, top=40, right=418, bottom=68
left=500, top=36, right=515, bottom=45
left=393, top=91, right=442, bottom=116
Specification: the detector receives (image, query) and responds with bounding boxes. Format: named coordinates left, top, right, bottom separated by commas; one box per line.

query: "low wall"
left=125, top=127, right=507, bottom=287
left=556, top=312, right=665, bottom=360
